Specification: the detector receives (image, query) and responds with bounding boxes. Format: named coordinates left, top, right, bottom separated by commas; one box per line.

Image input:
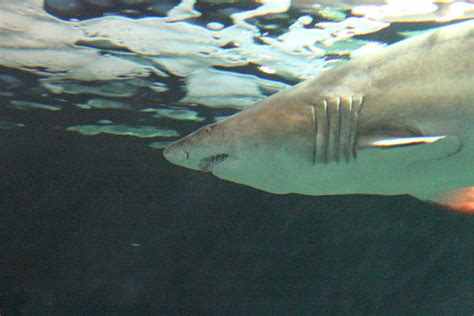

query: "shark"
left=163, top=19, right=474, bottom=213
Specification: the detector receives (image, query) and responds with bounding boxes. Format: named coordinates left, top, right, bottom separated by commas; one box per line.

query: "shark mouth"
left=199, top=153, right=229, bottom=172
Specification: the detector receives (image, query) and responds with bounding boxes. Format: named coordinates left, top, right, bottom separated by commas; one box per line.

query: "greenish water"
left=1, top=0, right=473, bottom=314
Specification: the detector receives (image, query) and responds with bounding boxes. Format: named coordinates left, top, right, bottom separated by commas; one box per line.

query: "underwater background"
left=1, top=0, right=473, bottom=314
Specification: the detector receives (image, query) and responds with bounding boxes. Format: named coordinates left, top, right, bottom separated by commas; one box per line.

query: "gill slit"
left=309, top=104, right=317, bottom=165
left=310, top=96, right=364, bottom=165
left=350, top=96, right=363, bottom=159
left=343, top=97, right=353, bottom=162
left=335, top=97, right=341, bottom=163
left=321, top=99, right=328, bottom=163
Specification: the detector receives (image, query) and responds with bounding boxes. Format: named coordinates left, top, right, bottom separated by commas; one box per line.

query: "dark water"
left=2, top=104, right=474, bottom=314
left=1, top=1, right=474, bottom=314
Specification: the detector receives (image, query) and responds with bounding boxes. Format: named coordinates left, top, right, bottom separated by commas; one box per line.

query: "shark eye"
left=203, top=126, right=212, bottom=133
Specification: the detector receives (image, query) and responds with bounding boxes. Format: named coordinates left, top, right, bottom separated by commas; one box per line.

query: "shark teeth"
left=199, top=153, right=229, bottom=172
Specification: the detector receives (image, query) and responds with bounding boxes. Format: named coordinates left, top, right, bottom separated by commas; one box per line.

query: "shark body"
left=164, top=20, right=474, bottom=211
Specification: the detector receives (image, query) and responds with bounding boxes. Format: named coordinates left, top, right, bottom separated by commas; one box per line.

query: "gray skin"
left=164, top=20, right=474, bottom=202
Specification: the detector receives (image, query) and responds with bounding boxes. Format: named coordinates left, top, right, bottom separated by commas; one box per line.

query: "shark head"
left=163, top=96, right=315, bottom=193
left=163, top=121, right=238, bottom=173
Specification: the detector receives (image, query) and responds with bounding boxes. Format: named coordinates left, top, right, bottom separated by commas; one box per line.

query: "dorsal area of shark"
left=164, top=19, right=474, bottom=213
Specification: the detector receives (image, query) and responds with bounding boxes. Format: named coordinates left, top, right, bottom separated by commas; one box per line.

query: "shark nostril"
left=184, top=151, right=190, bottom=160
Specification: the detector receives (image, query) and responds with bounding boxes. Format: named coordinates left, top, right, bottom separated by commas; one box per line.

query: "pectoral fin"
left=359, top=135, right=446, bottom=148
left=358, top=135, right=462, bottom=161
left=430, top=187, right=474, bottom=214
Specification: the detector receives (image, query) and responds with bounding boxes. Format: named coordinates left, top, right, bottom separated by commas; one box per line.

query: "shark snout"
left=163, top=142, right=190, bottom=164
left=163, top=139, right=232, bottom=172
